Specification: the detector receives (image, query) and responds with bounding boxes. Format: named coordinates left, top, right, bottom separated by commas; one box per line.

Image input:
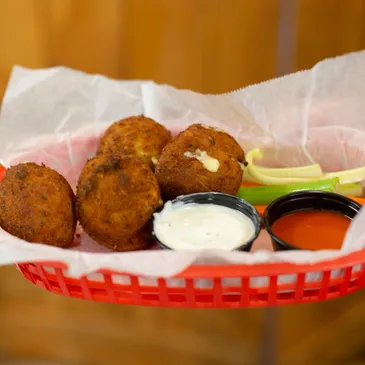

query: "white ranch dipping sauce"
left=153, top=201, right=256, bottom=251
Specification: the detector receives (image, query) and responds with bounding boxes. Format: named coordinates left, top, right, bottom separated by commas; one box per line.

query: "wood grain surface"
left=1, top=1, right=365, bottom=364
left=1, top=0, right=364, bottom=98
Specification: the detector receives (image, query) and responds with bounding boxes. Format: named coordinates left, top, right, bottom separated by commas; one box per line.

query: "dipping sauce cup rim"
left=263, top=190, right=362, bottom=251
left=151, top=192, right=262, bottom=251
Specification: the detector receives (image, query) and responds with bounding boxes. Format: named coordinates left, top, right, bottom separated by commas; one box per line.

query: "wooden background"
left=1, top=1, right=365, bottom=364
left=1, top=0, right=365, bottom=98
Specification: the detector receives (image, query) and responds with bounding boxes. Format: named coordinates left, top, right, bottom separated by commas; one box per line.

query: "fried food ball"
left=97, top=115, right=172, bottom=170
left=0, top=163, right=76, bottom=247
left=76, top=154, right=162, bottom=251
left=155, top=124, right=244, bottom=200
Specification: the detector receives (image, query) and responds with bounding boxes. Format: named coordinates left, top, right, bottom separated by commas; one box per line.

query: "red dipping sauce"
left=271, top=210, right=351, bottom=251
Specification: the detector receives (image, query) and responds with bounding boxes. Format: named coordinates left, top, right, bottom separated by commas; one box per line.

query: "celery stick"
left=242, top=169, right=256, bottom=183
left=245, top=147, right=365, bottom=186
left=236, top=178, right=339, bottom=205
left=243, top=164, right=323, bottom=183
left=255, top=163, right=323, bottom=178
left=335, top=183, right=363, bottom=197
left=324, top=166, right=365, bottom=184
left=246, top=149, right=318, bottom=185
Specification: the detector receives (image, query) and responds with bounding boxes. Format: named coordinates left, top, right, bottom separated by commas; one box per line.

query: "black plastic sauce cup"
left=151, top=192, right=262, bottom=251
left=263, top=190, right=362, bottom=251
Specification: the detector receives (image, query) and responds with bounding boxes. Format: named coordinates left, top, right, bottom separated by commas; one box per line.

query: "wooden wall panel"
left=0, top=0, right=278, bottom=97
left=0, top=0, right=48, bottom=98
left=1, top=0, right=365, bottom=98
left=117, top=0, right=278, bottom=93
left=296, top=0, right=365, bottom=70
left=45, top=0, right=121, bottom=78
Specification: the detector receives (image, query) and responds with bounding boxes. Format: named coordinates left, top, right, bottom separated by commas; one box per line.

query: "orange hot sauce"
left=271, top=210, right=351, bottom=250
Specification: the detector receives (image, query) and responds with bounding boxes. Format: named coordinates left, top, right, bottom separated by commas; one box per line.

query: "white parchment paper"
left=1, top=51, right=365, bottom=279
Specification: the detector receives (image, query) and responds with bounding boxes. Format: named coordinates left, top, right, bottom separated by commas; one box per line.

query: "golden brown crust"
left=174, top=124, right=246, bottom=163
left=76, top=154, right=161, bottom=251
left=155, top=126, right=243, bottom=200
left=97, top=115, right=172, bottom=170
left=90, top=223, right=153, bottom=252
left=0, top=163, right=76, bottom=247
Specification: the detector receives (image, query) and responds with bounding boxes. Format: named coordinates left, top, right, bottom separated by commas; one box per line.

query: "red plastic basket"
left=16, top=248, right=365, bottom=308
left=3, top=160, right=365, bottom=308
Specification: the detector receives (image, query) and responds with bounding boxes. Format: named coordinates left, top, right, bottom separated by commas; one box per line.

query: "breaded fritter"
left=97, top=115, right=172, bottom=170
left=76, top=154, right=162, bottom=251
left=155, top=124, right=244, bottom=200
left=0, top=163, right=76, bottom=247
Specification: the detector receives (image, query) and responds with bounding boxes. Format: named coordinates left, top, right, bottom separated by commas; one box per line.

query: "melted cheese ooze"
left=151, top=156, right=159, bottom=165
left=153, top=202, right=256, bottom=250
left=184, top=149, right=220, bottom=172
